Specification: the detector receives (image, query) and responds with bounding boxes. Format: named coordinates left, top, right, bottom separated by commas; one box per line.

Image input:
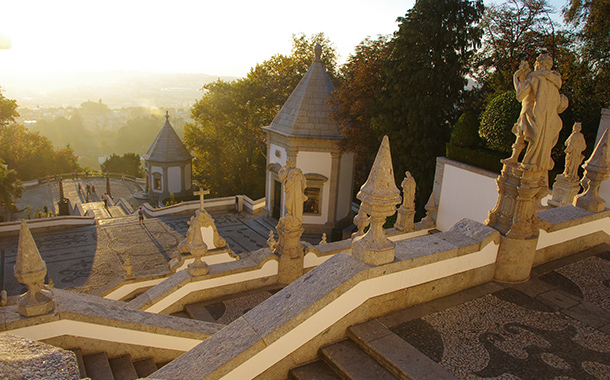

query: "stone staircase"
left=289, top=319, right=457, bottom=380
left=70, top=348, right=160, bottom=380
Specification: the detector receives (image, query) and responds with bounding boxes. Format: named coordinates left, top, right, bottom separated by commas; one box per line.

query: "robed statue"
left=508, top=54, right=569, bottom=171
left=278, top=160, right=308, bottom=224
left=563, top=122, right=587, bottom=180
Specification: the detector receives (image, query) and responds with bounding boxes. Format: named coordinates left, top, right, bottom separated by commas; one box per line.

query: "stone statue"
left=509, top=54, right=569, bottom=171
left=400, top=172, right=416, bottom=208
left=394, top=171, right=416, bottom=232
left=563, top=122, right=587, bottom=180
left=278, top=160, right=307, bottom=224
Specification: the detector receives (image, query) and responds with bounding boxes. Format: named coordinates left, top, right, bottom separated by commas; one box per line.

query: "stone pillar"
left=486, top=162, right=548, bottom=282
left=574, top=129, right=610, bottom=212
left=14, top=220, right=55, bottom=317
left=352, top=136, right=401, bottom=265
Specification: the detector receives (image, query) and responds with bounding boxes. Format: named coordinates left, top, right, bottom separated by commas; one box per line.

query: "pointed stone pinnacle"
left=357, top=135, right=401, bottom=209
left=587, top=129, right=610, bottom=168
left=15, top=220, right=47, bottom=285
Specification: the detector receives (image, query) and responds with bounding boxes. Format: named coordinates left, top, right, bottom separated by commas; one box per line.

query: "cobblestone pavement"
left=380, top=244, right=610, bottom=380
left=0, top=211, right=271, bottom=296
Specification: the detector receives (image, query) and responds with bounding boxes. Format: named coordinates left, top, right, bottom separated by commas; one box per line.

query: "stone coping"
left=436, top=156, right=499, bottom=179
left=127, top=248, right=278, bottom=311
left=0, top=289, right=222, bottom=340
left=0, top=216, right=96, bottom=237
left=538, top=205, right=610, bottom=232
left=151, top=219, right=499, bottom=379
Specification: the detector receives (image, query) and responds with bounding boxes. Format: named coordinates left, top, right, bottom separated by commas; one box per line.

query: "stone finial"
left=421, top=193, right=437, bottom=227
left=1, top=290, right=7, bottom=307
left=314, top=44, right=322, bottom=61
left=14, top=220, right=55, bottom=317
left=574, top=129, right=610, bottom=212
left=187, top=225, right=209, bottom=276
left=124, top=253, right=135, bottom=280
left=352, top=136, right=401, bottom=265
left=165, top=110, right=170, bottom=121
left=267, top=230, right=277, bottom=252
left=320, top=233, right=327, bottom=245
left=351, top=206, right=370, bottom=240
left=394, top=171, right=416, bottom=232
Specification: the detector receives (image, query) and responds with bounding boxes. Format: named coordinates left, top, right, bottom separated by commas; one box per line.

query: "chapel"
left=143, top=111, right=193, bottom=200
left=262, top=44, right=354, bottom=238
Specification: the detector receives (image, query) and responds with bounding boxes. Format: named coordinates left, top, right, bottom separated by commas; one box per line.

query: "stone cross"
left=194, top=189, right=210, bottom=211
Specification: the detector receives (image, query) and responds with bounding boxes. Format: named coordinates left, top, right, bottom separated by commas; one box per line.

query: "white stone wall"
left=168, top=166, right=181, bottom=194
left=269, top=144, right=287, bottom=167
left=435, top=160, right=498, bottom=231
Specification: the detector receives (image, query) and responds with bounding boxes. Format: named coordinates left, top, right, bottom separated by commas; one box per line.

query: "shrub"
left=479, top=91, right=521, bottom=152
left=450, top=112, right=481, bottom=147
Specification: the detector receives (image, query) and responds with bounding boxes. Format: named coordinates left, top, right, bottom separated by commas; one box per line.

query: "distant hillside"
left=0, top=71, right=238, bottom=108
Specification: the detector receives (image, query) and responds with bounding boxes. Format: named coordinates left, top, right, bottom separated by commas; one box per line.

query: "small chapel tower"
left=143, top=112, right=193, bottom=200
left=262, top=44, right=354, bottom=237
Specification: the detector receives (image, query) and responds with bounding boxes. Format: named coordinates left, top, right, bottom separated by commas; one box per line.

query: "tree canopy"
left=100, top=153, right=143, bottom=177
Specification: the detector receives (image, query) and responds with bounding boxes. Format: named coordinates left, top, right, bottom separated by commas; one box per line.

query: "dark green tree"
left=100, top=153, right=143, bottom=177
left=375, top=0, right=484, bottom=211
left=0, top=158, right=22, bottom=216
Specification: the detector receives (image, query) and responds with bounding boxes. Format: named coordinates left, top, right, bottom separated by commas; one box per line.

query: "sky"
left=0, top=0, right=569, bottom=79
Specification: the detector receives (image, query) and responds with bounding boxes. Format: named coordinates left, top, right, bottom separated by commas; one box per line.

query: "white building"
left=262, top=44, right=355, bottom=237
left=143, top=112, right=193, bottom=200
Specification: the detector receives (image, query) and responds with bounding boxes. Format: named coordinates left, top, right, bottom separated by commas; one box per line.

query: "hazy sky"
left=1, top=0, right=569, bottom=78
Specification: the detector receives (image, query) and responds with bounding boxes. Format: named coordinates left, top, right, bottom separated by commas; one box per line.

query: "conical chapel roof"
left=143, top=112, right=192, bottom=163
left=263, top=44, right=341, bottom=138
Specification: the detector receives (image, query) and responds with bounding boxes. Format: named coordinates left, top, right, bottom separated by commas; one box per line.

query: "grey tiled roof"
left=264, top=46, right=341, bottom=138
left=143, top=113, right=192, bottom=163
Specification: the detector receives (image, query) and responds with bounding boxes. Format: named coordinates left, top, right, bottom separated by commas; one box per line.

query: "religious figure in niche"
left=507, top=54, right=569, bottom=171
left=563, top=122, right=587, bottom=180
left=278, top=160, right=308, bottom=223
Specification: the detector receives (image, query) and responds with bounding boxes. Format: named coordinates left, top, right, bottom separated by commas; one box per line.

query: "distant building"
left=262, top=44, right=354, bottom=237
left=143, top=111, right=193, bottom=200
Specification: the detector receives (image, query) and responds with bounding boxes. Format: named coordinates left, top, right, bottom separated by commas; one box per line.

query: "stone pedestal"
left=486, top=162, right=547, bottom=240
left=352, top=213, right=395, bottom=266
left=548, top=174, right=581, bottom=207
left=394, top=208, right=415, bottom=232
left=494, top=235, right=538, bottom=283
left=276, top=220, right=304, bottom=284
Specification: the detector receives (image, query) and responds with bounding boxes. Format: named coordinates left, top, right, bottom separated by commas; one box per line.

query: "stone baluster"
left=14, top=220, right=55, bottom=317
left=574, top=129, right=610, bottom=212
left=352, top=136, right=401, bottom=265
left=187, top=225, right=209, bottom=276
left=267, top=230, right=277, bottom=252
left=394, top=171, right=416, bottom=232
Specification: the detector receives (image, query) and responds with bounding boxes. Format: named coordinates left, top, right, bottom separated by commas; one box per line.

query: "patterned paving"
left=386, top=246, right=610, bottom=380
left=0, top=211, right=271, bottom=296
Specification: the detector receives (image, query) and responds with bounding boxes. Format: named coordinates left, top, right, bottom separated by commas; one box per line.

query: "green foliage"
left=450, top=112, right=481, bottom=147
left=446, top=142, right=504, bottom=173
left=100, top=153, right=143, bottom=177
left=375, top=0, right=484, bottom=211
left=0, top=158, right=23, bottom=213
left=0, top=89, right=18, bottom=126
left=186, top=33, right=337, bottom=199
left=479, top=91, right=521, bottom=152
left=329, top=35, right=391, bottom=195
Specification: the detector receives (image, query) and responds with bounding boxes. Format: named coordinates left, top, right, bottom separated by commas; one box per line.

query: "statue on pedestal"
left=278, top=160, right=307, bottom=225
left=563, top=122, right=587, bottom=180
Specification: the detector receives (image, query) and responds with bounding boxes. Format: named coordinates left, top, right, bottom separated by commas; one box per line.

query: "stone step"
left=184, top=302, right=217, bottom=323
left=247, top=217, right=277, bottom=238
left=68, top=347, right=87, bottom=379
left=320, top=339, right=398, bottom=380
left=288, top=360, right=342, bottom=380
left=132, top=357, right=158, bottom=378
left=347, top=320, right=458, bottom=380
left=108, top=205, right=127, bottom=218
left=108, top=354, right=138, bottom=380
left=82, top=352, right=115, bottom=380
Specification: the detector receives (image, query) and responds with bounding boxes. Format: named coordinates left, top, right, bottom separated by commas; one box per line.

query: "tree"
left=479, top=91, right=521, bottom=152
left=564, top=0, right=610, bottom=107
left=100, top=153, right=143, bottom=177
left=185, top=33, right=337, bottom=199
left=0, top=88, right=18, bottom=126
left=329, top=36, right=391, bottom=194
left=375, top=0, right=484, bottom=211
left=476, top=0, right=561, bottom=101
left=0, top=159, right=22, bottom=215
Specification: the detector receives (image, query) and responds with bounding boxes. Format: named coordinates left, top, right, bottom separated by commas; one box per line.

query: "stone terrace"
left=334, top=244, right=610, bottom=380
